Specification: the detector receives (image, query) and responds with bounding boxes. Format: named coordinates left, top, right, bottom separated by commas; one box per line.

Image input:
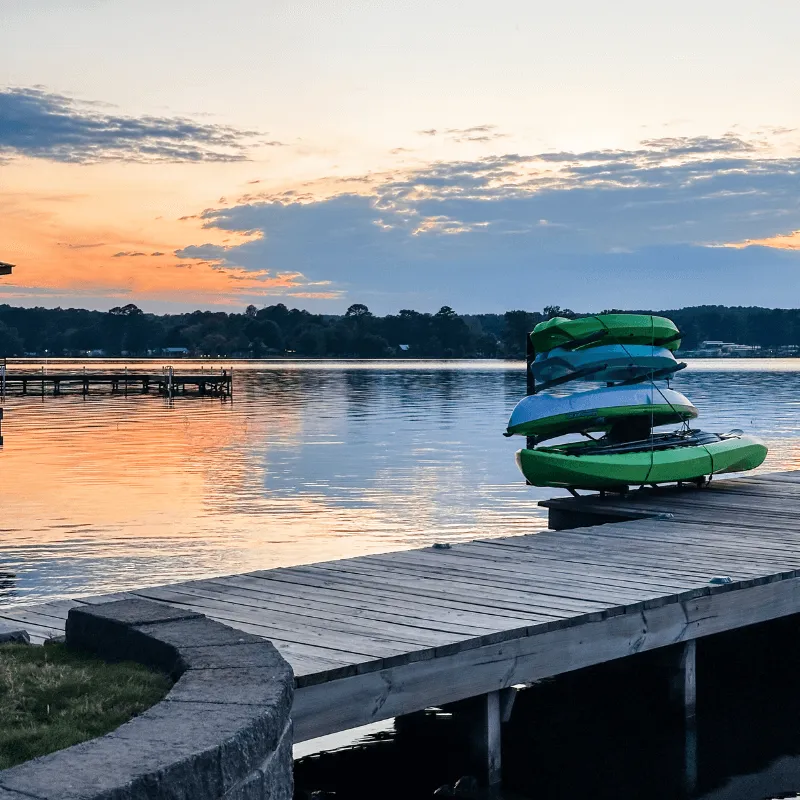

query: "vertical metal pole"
left=526, top=331, right=536, bottom=451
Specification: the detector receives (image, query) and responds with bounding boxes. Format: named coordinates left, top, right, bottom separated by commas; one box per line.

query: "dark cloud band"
left=0, top=87, right=259, bottom=163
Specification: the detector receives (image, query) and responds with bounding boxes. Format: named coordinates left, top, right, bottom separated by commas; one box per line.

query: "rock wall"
left=0, top=599, right=294, bottom=800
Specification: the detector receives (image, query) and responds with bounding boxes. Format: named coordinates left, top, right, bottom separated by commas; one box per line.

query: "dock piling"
left=454, top=691, right=503, bottom=787
left=677, top=639, right=697, bottom=721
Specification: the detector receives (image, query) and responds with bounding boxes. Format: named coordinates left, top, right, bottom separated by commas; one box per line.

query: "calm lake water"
left=1, top=357, right=800, bottom=607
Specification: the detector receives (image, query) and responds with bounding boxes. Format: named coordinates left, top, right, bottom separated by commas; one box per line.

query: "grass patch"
left=0, top=643, right=172, bottom=769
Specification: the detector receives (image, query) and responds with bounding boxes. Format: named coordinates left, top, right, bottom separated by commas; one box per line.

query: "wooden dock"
left=4, top=470, right=800, bottom=784
left=0, top=368, right=232, bottom=397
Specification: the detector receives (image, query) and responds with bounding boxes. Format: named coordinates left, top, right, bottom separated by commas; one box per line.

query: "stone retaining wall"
left=0, top=599, right=294, bottom=800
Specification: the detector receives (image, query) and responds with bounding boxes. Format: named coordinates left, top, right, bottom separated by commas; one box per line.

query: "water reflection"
left=1, top=359, right=800, bottom=606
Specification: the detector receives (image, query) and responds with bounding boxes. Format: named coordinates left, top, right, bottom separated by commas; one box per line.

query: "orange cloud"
left=288, top=291, right=342, bottom=299
left=0, top=157, right=333, bottom=307
left=729, top=229, right=800, bottom=250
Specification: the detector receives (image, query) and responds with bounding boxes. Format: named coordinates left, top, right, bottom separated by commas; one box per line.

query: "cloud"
left=174, top=243, right=231, bottom=262
left=0, top=87, right=260, bottom=163
left=112, top=251, right=148, bottom=257
left=174, top=133, right=800, bottom=311
left=444, top=125, right=508, bottom=143
left=416, top=124, right=507, bottom=143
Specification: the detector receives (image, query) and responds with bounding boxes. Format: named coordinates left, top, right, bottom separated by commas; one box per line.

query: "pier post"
left=668, top=640, right=698, bottom=795
left=456, top=691, right=503, bottom=787
left=670, top=639, right=697, bottom=720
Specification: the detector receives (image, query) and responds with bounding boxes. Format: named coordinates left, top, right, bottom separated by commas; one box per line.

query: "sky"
left=1, top=0, right=800, bottom=315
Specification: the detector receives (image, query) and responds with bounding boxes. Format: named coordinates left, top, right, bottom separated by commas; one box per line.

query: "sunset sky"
left=2, top=0, right=800, bottom=314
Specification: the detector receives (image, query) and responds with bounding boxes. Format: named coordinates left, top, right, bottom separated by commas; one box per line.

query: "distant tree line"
left=0, top=301, right=799, bottom=358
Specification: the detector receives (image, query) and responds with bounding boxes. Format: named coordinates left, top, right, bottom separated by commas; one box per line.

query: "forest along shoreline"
left=0, top=303, right=798, bottom=359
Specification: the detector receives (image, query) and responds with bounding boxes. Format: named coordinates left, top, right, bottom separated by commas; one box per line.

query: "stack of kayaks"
left=506, top=314, right=767, bottom=491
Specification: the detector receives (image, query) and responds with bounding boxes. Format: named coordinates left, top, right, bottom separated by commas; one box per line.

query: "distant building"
left=697, top=341, right=760, bottom=356
left=0, top=261, right=14, bottom=276
left=398, top=344, right=410, bottom=352
left=162, top=347, right=190, bottom=356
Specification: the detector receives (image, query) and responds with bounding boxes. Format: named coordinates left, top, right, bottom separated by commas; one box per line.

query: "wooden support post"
left=669, top=639, right=697, bottom=720
left=667, top=640, right=698, bottom=794
left=499, top=687, right=517, bottom=723
left=462, top=691, right=503, bottom=788
left=684, top=717, right=698, bottom=796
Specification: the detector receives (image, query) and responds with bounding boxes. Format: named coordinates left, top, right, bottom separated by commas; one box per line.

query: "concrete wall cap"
left=0, top=598, right=294, bottom=800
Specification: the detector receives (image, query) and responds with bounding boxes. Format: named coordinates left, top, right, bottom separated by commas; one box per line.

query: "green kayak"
left=516, top=432, right=767, bottom=491
left=530, top=314, right=681, bottom=355
left=506, top=385, right=697, bottom=441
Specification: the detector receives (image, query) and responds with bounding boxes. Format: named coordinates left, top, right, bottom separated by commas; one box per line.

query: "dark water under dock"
left=295, top=617, right=800, bottom=800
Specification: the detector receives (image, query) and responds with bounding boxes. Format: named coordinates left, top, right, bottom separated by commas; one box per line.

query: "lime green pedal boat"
left=516, top=431, right=768, bottom=491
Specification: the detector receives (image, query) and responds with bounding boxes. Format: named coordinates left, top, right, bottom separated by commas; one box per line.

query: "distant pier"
left=0, top=366, right=232, bottom=397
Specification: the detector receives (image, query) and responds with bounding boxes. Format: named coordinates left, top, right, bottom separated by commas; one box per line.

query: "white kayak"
left=506, top=385, right=698, bottom=441
left=531, top=344, right=680, bottom=386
